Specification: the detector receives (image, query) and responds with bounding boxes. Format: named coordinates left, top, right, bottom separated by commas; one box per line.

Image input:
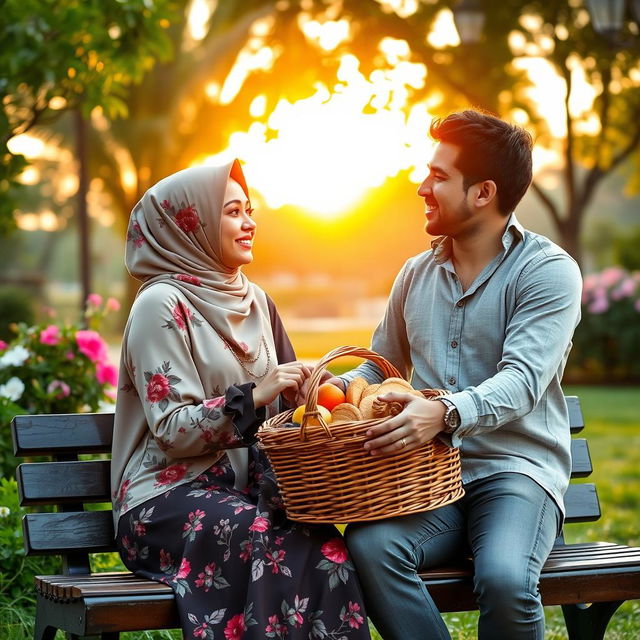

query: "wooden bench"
left=11, top=396, right=640, bottom=640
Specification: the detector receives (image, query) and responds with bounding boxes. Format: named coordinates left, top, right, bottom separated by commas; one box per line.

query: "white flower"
left=0, top=376, right=25, bottom=402
left=0, top=506, right=10, bottom=518
left=0, top=345, right=30, bottom=369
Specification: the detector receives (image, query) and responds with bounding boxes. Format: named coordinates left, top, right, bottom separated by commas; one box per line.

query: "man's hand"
left=363, top=392, right=446, bottom=456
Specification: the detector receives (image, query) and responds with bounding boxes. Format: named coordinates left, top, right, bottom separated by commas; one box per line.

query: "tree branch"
left=531, top=180, right=562, bottom=229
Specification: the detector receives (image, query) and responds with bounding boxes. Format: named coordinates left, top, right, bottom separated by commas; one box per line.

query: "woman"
left=111, top=160, right=371, bottom=639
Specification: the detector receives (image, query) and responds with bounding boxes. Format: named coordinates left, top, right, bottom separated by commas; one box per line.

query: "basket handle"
left=298, top=346, right=404, bottom=440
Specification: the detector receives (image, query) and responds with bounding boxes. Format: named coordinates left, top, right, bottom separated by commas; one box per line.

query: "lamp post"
left=585, top=0, right=626, bottom=43
left=452, top=0, right=485, bottom=45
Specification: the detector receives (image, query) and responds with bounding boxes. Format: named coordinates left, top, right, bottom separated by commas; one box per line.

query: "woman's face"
left=220, top=177, right=256, bottom=269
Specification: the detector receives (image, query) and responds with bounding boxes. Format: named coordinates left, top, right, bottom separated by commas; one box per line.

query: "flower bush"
left=0, top=294, right=120, bottom=478
left=567, top=267, right=640, bottom=382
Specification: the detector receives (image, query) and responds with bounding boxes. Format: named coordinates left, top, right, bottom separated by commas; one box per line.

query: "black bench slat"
left=569, top=438, right=592, bottom=477
left=23, top=511, right=116, bottom=555
left=18, top=460, right=111, bottom=505
left=563, top=483, right=601, bottom=522
left=566, top=395, right=584, bottom=434
left=12, top=413, right=114, bottom=456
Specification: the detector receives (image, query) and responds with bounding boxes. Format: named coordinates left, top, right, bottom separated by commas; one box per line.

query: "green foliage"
left=0, top=478, right=59, bottom=614
left=0, top=294, right=119, bottom=478
left=567, top=268, right=640, bottom=382
left=0, top=286, right=35, bottom=341
left=614, top=226, right=640, bottom=271
left=0, top=0, right=179, bottom=232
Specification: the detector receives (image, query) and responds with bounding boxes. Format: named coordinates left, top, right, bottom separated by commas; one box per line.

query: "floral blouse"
left=111, top=281, right=294, bottom=527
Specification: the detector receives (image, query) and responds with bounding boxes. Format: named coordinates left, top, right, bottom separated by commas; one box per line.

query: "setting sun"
left=203, top=48, right=436, bottom=219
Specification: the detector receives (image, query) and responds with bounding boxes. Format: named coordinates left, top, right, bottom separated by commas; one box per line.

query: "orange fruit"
left=292, top=404, right=332, bottom=426
left=316, top=383, right=346, bottom=412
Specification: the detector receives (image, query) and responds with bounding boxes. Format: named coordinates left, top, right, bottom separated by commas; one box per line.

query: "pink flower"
left=203, top=396, right=225, bottom=409
left=0, top=340, right=7, bottom=351
left=96, top=362, right=118, bottom=386
left=175, top=274, right=202, bottom=286
left=265, top=549, right=286, bottom=573
left=159, top=549, right=173, bottom=572
left=321, top=538, right=348, bottom=564
left=87, top=293, right=103, bottom=307
left=175, top=205, right=200, bottom=233
left=75, top=330, right=108, bottom=363
left=239, top=541, right=253, bottom=562
left=40, top=325, right=61, bottom=345
left=588, top=296, right=609, bottom=314
left=47, top=380, right=70, bottom=398
left=611, top=277, right=636, bottom=300
left=116, top=479, right=131, bottom=503
left=155, top=463, right=188, bottom=486
left=224, top=613, right=247, bottom=640
left=340, top=601, right=364, bottom=629
left=248, top=516, right=270, bottom=532
left=171, top=303, right=192, bottom=330
left=175, top=557, right=191, bottom=580
left=600, top=267, right=625, bottom=287
left=106, top=297, right=121, bottom=311
left=184, top=510, right=205, bottom=533
left=146, top=373, right=171, bottom=403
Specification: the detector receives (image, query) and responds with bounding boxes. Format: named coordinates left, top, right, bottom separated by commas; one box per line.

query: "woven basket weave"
left=257, top=346, right=464, bottom=523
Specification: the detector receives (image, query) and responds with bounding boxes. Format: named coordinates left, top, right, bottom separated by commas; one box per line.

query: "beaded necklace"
left=214, top=328, right=271, bottom=380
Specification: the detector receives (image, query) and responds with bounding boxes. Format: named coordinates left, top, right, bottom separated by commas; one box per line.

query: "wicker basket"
left=257, top=346, right=464, bottom=523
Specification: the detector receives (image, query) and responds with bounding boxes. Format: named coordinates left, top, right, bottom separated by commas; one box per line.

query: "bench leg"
left=562, top=601, right=624, bottom=640
left=33, top=617, right=57, bottom=640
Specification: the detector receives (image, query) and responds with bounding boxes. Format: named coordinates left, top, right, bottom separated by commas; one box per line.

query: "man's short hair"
left=429, top=110, right=533, bottom=215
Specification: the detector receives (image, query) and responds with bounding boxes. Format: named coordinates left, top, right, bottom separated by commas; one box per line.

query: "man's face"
left=417, top=142, right=476, bottom=238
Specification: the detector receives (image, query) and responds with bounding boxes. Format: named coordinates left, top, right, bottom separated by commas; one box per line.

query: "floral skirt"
left=116, top=446, right=372, bottom=640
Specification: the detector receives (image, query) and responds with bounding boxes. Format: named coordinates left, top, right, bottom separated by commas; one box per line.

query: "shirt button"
left=456, top=300, right=464, bottom=307
left=448, top=377, right=456, bottom=385
left=451, top=340, right=458, bottom=348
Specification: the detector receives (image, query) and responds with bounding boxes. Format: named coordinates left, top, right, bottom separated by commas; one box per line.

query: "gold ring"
left=401, top=437, right=407, bottom=448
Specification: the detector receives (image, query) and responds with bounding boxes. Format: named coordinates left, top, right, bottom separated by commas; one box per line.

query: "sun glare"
left=203, top=51, right=435, bottom=218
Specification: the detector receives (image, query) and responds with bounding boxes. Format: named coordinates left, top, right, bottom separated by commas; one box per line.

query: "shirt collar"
left=431, top=213, right=524, bottom=265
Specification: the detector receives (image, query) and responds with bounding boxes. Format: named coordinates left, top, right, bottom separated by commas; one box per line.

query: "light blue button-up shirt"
left=342, top=215, right=583, bottom=514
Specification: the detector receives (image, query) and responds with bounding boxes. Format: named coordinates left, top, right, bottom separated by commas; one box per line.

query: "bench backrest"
left=11, top=395, right=598, bottom=574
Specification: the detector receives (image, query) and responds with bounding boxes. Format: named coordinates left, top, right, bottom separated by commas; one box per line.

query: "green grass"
left=2, top=386, right=638, bottom=639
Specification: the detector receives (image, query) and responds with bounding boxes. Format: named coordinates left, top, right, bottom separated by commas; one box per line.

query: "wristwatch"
left=438, top=397, right=460, bottom=434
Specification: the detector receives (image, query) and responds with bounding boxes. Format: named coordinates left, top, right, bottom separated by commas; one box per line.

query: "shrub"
left=0, top=287, right=35, bottom=342
left=0, top=294, right=120, bottom=479
left=0, top=477, right=59, bottom=599
left=567, top=267, right=640, bottom=383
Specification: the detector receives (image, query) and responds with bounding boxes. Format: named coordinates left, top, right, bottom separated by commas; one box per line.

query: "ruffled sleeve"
left=224, top=382, right=266, bottom=445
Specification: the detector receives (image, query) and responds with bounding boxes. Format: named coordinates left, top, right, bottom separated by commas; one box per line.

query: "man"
left=338, top=110, right=582, bottom=639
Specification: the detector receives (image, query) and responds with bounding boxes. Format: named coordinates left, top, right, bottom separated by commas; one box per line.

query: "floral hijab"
left=116, top=160, right=274, bottom=492
left=125, top=160, right=269, bottom=364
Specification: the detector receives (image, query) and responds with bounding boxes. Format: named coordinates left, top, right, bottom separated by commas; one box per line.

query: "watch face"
left=445, top=406, right=460, bottom=431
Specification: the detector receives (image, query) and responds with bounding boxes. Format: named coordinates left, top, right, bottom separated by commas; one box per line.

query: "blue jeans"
left=345, top=472, right=561, bottom=640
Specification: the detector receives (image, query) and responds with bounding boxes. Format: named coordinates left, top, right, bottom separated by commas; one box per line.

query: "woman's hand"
left=294, top=369, right=335, bottom=406
left=252, top=362, right=311, bottom=408
left=363, top=392, right=446, bottom=456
